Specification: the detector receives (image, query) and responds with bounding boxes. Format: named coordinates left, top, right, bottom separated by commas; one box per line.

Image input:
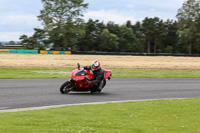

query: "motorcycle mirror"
left=77, top=63, right=80, bottom=70
left=84, top=77, right=90, bottom=81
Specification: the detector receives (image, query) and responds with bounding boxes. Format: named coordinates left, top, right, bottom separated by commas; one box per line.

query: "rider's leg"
left=97, top=79, right=104, bottom=92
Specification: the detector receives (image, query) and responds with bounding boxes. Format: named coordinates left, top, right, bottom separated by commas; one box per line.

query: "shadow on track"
left=60, top=92, right=113, bottom=96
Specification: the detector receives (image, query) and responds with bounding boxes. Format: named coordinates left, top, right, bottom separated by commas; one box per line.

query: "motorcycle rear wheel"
left=60, top=81, right=75, bottom=94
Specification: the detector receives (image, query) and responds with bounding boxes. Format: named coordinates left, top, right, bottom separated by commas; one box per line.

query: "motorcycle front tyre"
left=60, top=81, right=75, bottom=94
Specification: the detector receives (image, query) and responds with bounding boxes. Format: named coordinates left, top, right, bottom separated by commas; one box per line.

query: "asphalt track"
left=0, top=78, right=200, bottom=111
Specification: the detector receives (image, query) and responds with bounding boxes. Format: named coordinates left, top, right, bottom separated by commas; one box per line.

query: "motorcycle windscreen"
left=75, top=69, right=89, bottom=76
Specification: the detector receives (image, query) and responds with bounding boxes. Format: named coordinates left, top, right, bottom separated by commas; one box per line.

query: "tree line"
left=19, top=0, right=200, bottom=54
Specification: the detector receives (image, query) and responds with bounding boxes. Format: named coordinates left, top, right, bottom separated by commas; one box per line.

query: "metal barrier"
left=40, top=50, right=48, bottom=54
left=8, top=49, right=199, bottom=57
left=40, top=50, right=71, bottom=55
left=8, top=49, right=71, bottom=55
left=9, top=49, right=38, bottom=54
left=71, top=51, right=200, bottom=57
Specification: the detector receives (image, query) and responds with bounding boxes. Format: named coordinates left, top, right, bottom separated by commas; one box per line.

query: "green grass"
left=0, top=67, right=73, bottom=79
left=0, top=67, right=200, bottom=79
left=112, top=69, right=200, bottom=78
left=0, top=98, right=200, bottom=133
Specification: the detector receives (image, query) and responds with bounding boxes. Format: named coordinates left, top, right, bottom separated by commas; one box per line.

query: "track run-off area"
left=0, top=78, right=200, bottom=112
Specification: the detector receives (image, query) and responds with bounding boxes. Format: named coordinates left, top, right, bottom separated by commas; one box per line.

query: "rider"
left=84, top=60, right=104, bottom=92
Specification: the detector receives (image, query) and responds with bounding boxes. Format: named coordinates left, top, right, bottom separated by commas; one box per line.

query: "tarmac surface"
left=0, top=78, right=200, bottom=111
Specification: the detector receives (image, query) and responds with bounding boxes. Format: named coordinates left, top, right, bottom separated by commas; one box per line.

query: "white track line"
left=0, top=98, right=187, bottom=113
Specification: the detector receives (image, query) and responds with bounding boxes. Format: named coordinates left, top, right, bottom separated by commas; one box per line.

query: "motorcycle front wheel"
left=60, top=81, right=75, bottom=94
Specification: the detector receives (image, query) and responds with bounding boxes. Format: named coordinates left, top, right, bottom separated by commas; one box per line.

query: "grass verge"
left=0, top=67, right=200, bottom=79
left=0, top=67, right=73, bottom=79
left=0, top=98, right=200, bottom=133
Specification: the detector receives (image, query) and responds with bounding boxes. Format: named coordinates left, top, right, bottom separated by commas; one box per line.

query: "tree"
left=8, top=41, right=16, bottom=45
left=32, top=28, right=48, bottom=49
left=98, top=29, right=119, bottom=52
left=164, top=20, right=179, bottom=53
left=106, top=22, right=138, bottom=52
left=153, top=19, right=166, bottom=53
left=106, top=21, right=120, bottom=35
left=19, top=28, right=48, bottom=50
left=142, top=17, right=155, bottom=53
left=132, top=21, right=145, bottom=53
left=125, top=20, right=133, bottom=28
left=194, top=12, right=200, bottom=53
left=19, top=35, right=29, bottom=47
left=38, top=0, right=88, bottom=49
left=77, top=19, right=105, bottom=51
left=118, top=25, right=138, bottom=52
left=164, top=46, right=173, bottom=53
left=19, top=35, right=37, bottom=49
left=176, top=0, right=200, bottom=54
left=141, top=17, right=169, bottom=53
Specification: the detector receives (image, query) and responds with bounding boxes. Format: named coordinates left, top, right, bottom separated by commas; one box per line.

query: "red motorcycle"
left=60, top=63, right=112, bottom=94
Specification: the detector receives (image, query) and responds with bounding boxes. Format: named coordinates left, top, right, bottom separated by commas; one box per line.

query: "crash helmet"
left=91, top=60, right=101, bottom=71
